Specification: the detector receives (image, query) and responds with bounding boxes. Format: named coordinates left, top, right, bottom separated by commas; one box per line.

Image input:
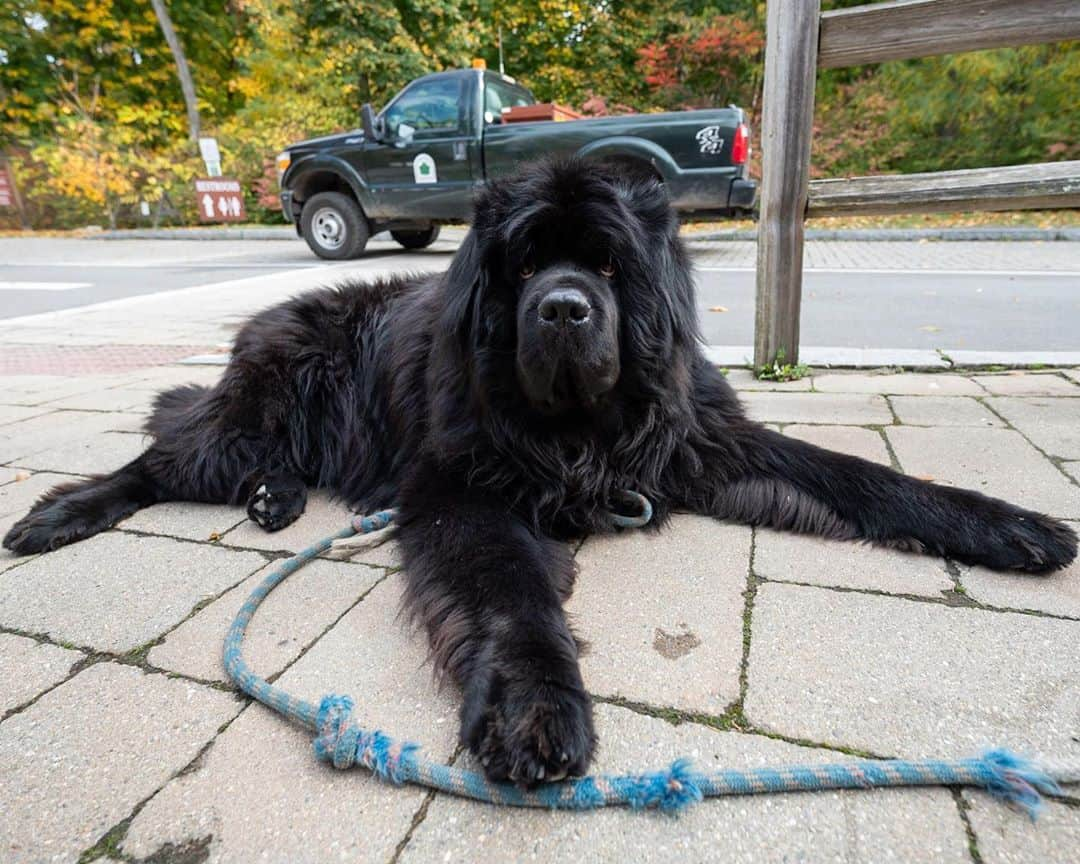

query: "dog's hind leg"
left=2, top=454, right=165, bottom=554
left=145, top=383, right=308, bottom=533
left=691, top=424, right=1077, bottom=574
left=3, top=382, right=298, bottom=555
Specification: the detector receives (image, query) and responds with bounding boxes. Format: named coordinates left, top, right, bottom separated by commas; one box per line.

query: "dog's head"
left=435, top=158, right=699, bottom=419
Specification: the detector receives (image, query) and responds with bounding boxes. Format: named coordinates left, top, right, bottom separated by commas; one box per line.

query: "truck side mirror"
left=361, top=103, right=381, bottom=142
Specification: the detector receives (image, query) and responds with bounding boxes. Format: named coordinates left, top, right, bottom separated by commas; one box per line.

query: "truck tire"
left=300, top=191, right=369, bottom=260
left=391, top=226, right=441, bottom=250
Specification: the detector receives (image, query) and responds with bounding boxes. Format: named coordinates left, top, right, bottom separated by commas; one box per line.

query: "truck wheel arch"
left=287, top=159, right=375, bottom=224
left=292, top=169, right=354, bottom=203
left=576, top=138, right=676, bottom=185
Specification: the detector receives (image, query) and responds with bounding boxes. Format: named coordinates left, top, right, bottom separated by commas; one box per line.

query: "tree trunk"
left=150, top=0, right=201, bottom=144
left=0, top=153, right=31, bottom=229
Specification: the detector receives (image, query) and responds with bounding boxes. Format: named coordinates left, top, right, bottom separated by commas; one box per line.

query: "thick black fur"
left=5, top=159, right=1075, bottom=786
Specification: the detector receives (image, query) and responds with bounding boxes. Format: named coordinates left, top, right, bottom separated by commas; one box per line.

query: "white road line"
left=0, top=281, right=91, bottom=291
left=0, top=262, right=322, bottom=270
left=696, top=267, right=1079, bottom=277
left=0, top=257, right=429, bottom=327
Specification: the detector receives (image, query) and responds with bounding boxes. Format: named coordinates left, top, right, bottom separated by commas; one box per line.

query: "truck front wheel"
left=390, top=226, right=441, bottom=250
left=300, top=191, right=369, bottom=260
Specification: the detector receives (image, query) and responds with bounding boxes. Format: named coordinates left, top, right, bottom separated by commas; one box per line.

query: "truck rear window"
left=484, top=77, right=535, bottom=123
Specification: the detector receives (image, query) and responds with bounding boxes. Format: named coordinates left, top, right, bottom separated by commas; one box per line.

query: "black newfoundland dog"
left=5, top=158, right=1076, bottom=786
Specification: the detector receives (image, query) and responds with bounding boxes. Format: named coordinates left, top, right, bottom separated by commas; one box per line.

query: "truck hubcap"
left=312, top=208, right=346, bottom=250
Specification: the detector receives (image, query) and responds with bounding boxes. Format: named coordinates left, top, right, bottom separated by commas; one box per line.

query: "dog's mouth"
left=518, top=353, right=618, bottom=416
left=544, top=363, right=590, bottom=415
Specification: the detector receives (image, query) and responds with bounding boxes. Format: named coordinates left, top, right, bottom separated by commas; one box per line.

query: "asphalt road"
left=2, top=236, right=1077, bottom=355
left=694, top=268, right=1079, bottom=352
left=0, top=237, right=436, bottom=319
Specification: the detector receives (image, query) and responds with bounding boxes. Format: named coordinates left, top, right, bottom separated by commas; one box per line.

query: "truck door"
left=364, top=75, right=479, bottom=221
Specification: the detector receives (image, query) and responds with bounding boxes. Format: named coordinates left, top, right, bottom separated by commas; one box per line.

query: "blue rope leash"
left=223, top=495, right=1069, bottom=817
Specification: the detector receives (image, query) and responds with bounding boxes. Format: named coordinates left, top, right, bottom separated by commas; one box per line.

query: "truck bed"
left=483, top=108, right=750, bottom=214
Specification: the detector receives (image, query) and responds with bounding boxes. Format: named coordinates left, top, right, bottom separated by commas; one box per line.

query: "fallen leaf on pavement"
left=708, top=305, right=729, bottom=313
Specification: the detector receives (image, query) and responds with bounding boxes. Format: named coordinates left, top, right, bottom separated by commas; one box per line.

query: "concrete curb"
left=97, top=226, right=298, bottom=240
left=94, top=226, right=1080, bottom=242
left=699, top=345, right=1080, bottom=370
left=178, top=347, right=1079, bottom=371
left=686, top=227, right=1080, bottom=242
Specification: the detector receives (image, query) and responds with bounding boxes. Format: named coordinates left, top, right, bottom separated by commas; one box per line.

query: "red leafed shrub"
left=637, top=15, right=764, bottom=111
left=252, top=156, right=282, bottom=211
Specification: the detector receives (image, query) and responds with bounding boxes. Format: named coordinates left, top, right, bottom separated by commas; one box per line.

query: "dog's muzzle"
left=516, top=270, right=620, bottom=414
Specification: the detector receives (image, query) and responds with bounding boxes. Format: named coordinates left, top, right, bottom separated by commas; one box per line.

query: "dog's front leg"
left=396, top=466, right=595, bottom=786
left=689, top=423, right=1076, bottom=573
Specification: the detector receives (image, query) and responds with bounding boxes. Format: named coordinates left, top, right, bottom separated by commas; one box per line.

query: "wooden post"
left=754, top=0, right=821, bottom=368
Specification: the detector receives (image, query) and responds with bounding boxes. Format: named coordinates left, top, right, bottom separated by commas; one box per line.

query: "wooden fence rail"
left=809, top=161, right=1080, bottom=217
left=818, top=0, right=1080, bottom=68
left=753, top=0, right=1080, bottom=367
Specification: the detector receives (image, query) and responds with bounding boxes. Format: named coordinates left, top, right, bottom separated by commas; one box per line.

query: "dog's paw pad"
left=245, top=478, right=306, bottom=532
left=468, top=682, right=595, bottom=788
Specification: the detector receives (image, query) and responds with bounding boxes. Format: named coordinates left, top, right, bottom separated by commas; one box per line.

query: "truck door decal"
left=413, top=153, right=438, bottom=184
left=695, top=126, right=725, bottom=155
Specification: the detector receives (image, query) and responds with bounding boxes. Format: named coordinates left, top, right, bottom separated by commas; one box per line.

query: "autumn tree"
left=637, top=12, right=764, bottom=111
left=2, top=0, right=1077, bottom=228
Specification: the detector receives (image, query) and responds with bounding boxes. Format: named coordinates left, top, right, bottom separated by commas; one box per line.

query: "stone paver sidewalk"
left=1, top=254, right=1078, bottom=862
left=3, top=363, right=1077, bottom=864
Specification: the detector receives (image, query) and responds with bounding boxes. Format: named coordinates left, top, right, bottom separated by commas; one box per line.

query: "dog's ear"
left=617, top=178, right=700, bottom=353
left=655, top=230, right=699, bottom=343
left=437, top=228, right=488, bottom=350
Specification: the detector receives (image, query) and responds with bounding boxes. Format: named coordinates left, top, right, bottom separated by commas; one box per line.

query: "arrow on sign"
left=217, top=197, right=229, bottom=216
left=201, top=194, right=215, bottom=218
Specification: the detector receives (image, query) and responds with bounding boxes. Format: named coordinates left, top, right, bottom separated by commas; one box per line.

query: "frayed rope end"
left=979, top=749, right=1062, bottom=821
left=623, top=758, right=703, bottom=814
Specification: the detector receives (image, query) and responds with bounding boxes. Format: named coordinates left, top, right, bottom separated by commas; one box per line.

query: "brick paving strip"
left=0, top=343, right=220, bottom=376
left=1, top=308, right=1078, bottom=859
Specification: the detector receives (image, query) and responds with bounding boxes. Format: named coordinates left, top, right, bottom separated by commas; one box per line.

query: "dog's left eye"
left=599, top=260, right=616, bottom=278
left=520, top=264, right=536, bottom=280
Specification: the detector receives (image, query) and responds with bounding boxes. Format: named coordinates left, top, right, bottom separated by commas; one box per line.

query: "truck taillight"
left=731, top=123, right=749, bottom=165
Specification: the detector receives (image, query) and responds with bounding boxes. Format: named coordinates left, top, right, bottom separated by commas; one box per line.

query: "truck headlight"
left=276, top=151, right=291, bottom=182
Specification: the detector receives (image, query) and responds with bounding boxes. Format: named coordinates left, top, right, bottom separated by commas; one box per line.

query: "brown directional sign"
left=194, top=177, right=246, bottom=222
left=0, top=165, right=13, bottom=208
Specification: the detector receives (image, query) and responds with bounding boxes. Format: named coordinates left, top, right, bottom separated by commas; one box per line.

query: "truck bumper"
left=666, top=171, right=757, bottom=218
left=280, top=190, right=296, bottom=222
left=728, top=178, right=757, bottom=212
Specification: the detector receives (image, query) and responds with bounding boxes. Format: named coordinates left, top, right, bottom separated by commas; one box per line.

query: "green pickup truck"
left=277, top=68, right=756, bottom=259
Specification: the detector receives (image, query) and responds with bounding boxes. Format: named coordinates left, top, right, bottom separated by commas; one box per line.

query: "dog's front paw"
left=970, top=507, right=1077, bottom=574
left=246, top=475, right=307, bottom=532
left=3, top=508, right=73, bottom=555
left=462, top=663, right=596, bottom=787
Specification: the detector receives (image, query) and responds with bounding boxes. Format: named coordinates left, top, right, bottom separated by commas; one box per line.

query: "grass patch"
left=755, top=349, right=810, bottom=383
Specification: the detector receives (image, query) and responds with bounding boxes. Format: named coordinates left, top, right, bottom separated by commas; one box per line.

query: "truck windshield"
left=383, top=77, right=465, bottom=136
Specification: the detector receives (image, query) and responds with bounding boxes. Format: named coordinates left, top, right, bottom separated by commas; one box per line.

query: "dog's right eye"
left=520, top=264, right=536, bottom=280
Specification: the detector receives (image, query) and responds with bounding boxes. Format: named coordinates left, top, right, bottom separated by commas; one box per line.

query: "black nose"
left=538, top=288, right=591, bottom=325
